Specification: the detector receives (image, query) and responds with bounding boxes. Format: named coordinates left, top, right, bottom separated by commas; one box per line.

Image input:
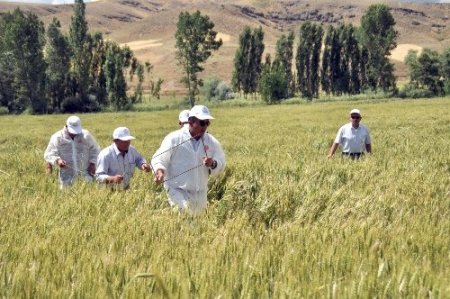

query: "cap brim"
left=116, top=136, right=135, bottom=141
left=196, top=114, right=214, bottom=120
left=67, top=126, right=82, bottom=134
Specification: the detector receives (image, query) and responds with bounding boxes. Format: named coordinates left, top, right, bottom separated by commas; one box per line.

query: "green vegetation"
left=1, top=98, right=449, bottom=297
left=175, top=10, right=222, bottom=107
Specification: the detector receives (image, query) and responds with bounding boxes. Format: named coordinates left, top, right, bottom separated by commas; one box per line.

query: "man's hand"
left=57, top=158, right=67, bottom=168
left=87, top=163, right=96, bottom=176
left=46, top=163, right=53, bottom=175
left=203, top=157, right=215, bottom=168
left=108, top=175, right=124, bottom=184
left=154, top=169, right=165, bottom=184
left=141, top=163, right=151, bottom=173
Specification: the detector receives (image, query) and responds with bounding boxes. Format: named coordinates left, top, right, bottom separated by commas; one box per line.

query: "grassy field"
left=0, top=97, right=449, bottom=297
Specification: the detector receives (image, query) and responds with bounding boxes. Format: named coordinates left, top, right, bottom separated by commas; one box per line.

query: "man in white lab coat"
left=152, top=105, right=226, bottom=215
left=44, top=116, right=100, bottom=189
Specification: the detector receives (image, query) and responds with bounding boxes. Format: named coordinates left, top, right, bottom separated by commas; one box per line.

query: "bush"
left=398, top=83, right=435, bottom=99
left=259, top=65, right=288, bottom=104
left=0, top=106, right=9, bottom=115
left=215, top=81, right=233, bottom=101
left=61, top=96, right=84, bottom=113
left=201, top=76, right=220, bottom=101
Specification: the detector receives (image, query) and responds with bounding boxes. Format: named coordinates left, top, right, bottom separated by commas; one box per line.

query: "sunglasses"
left=198, top=120, right=210, bottom=127
left=351, top=115, right=361, bottom=119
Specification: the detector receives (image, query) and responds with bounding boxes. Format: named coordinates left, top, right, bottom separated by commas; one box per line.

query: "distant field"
left=1, top=98, right=449, bottom=297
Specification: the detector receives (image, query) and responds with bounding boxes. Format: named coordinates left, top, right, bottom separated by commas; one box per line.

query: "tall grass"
left=1, top=98, right=449, bottom=297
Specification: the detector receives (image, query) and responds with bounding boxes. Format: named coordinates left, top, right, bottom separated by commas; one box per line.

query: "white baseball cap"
left=112, top=127, right=135, bottom=141
left=350, top=108, right=361, bottom=116
left=179, top=109, right=190, bottom=123
left=189, top=105, right=214, bottom=120
left=66, top=116, right=82, bottom=134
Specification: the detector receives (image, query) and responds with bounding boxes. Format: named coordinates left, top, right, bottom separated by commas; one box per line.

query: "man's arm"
left=365, top=143, right=372, bottom=154
left=327, top=143, right=339, bottom=159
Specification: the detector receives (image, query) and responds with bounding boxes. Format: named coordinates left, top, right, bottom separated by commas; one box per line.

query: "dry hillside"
left=1, top=0, right=449, bottom=92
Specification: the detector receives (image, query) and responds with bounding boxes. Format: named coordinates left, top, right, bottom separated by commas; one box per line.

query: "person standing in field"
left=178, top=109, right=190, bottom=127
left=95, top=127, right=151, bottom=190
left=328, top=108, right=372, bottom=160
left=152, top=105, right=226, bottom=216
left=44, top=116, right=100, bottom=189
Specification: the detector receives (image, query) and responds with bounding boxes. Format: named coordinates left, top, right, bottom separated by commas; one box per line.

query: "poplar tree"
left=296, top=22, right=323, bottom=99
left=45, top=18, right=71, bottom=112
left=232, top=26, right=265, bottom=97
left=69, top=0, right=92, bottom=102
left=274, top=31, right=295, bottom=97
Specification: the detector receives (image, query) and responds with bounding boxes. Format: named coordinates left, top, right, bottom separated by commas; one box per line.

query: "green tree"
left=440, top=47, right=450, bottom=94
left=104, top=42, right=129, bottom=110
left=259, top=62, right=288, bottom=104
left=69, top=0, right=92, bottom=103
left=296, top=22, right=323, bottom=99
left=1, top=9, right=47, bottom=113
left=232, top=26, right=264, bottom=98
left=405, top=48, right=443, bottom=95
left=359, top=4, right=397, bottom=92
left=175, top=10, right=222, bottom=107
left=274, top=31, right=295, bottom=97
left=232, top=26, right=252, bottom=95
left=45, top=17, right=71, bottom=113
left=88, top=32, right=107, bottom=108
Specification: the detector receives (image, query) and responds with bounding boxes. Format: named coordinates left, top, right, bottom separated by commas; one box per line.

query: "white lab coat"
left=44, top=128, right=100, bottom=188
left=152, top=126, right=225, bottom=214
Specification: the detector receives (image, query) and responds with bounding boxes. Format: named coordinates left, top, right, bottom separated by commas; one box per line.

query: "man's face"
left=114, top=139, right=131, bottom=152
left=189, top=117, right=210, bottom=138
left=350, top=114, right=361, bottom=127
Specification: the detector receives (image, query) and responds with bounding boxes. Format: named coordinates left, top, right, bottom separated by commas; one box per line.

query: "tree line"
left=231, top=4, right=450, bottom=103
left=1, top=3, right=449, bottom=114
left=0, top=0, right=162, bottom=114
left=232, top=4, right=398, bottom=103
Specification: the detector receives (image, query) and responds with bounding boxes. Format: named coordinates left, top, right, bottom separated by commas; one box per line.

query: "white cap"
left=350, top=108, right=361, bottom=116
left=112, top=127, right=135, bottom=141
left=66, top=116, right=82, bottom=134
left=189, top=105, right=214, bottom=120
left=179, top=109, right=190, bottom=123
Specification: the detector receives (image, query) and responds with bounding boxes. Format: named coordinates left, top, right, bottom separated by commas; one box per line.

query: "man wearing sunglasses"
left=152, top=105, right=226, bottom=216
left=327, top=108, right=372, bottom=160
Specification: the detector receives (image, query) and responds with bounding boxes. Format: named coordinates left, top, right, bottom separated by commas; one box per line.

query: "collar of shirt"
left=112, top=143, right=127, bottom=156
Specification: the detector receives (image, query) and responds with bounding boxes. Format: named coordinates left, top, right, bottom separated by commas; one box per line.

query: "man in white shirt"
left=95, top=127, right=151, bottom=189
left=152, top=105, right=226, bottom=216
left=44, top=116, right=100, bottom=189
left=328, top=108, right=372, bottom=160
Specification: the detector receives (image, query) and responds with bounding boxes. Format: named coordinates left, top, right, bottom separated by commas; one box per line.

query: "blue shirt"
left=95, top=143, right=146, bottom=188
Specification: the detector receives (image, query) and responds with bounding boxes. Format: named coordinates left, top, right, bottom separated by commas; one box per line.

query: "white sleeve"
left=44, top=134, right=60, bottom=165
left=151, top=134, right=174, bottom=173
left=209, top=135, right=226, bottom=177
left=95, top=150, right=109, bottom=183
left=334, top=127, right=343, bottom=144
left=365, top=127, right=371, bottom=144
left=86, top=133, right=100, bottom=164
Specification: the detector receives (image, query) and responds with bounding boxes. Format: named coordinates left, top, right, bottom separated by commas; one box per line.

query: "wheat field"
left=0, top=97, right=449, bottom=297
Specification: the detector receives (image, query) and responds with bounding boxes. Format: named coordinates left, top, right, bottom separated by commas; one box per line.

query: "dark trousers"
left=342, top=152, right=364, bottom=160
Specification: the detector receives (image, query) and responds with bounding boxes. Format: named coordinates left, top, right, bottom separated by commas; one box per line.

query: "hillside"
left=1, top=0, right=450, bottom=92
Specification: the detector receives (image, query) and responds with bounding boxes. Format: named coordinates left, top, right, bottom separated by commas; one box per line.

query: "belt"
left=342, top=152, right=363, bottom=156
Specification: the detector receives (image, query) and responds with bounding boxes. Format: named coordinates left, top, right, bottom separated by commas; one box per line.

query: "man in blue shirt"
left=328, top=109, right=372, bottom=160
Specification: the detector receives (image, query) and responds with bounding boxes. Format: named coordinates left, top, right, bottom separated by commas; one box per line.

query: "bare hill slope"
left=1, top=0, right=449, bottom=92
